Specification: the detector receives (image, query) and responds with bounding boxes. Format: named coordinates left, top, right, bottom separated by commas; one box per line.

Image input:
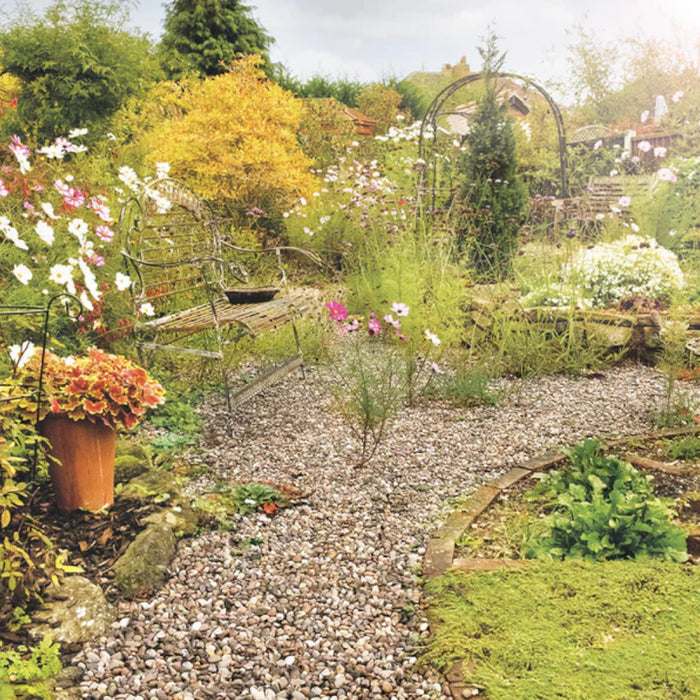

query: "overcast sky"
left=6, top=0, right=700, bottom=101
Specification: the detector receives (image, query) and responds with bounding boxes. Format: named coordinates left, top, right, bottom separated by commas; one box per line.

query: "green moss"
left=118, top=469, right=180, bottom=501
left=114, top=454, right=148, bottom=483
left=425, top=560, right=700, bottom=699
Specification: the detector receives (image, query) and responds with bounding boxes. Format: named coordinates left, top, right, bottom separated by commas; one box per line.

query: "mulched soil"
left=32, top=494, right=158, bottom=599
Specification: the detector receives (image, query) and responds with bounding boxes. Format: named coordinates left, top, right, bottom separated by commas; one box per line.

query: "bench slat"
left=137, top=295, right=309, bottom=336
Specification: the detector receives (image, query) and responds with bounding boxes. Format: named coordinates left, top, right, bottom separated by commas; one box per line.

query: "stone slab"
left=686, top=524, right=700, bottom=556
left=462, top=485, right=500, bottom=517
left=451, top=558, right=528, bottom=573
left=424, top=537, right=455, bottom=579
left=626, top=453, right=685, bottom=476
left=490, top=467, right=532, bottom=491
left=437, top=511, right=479, bottom=543
left=521, top=451, right=567, bottom=472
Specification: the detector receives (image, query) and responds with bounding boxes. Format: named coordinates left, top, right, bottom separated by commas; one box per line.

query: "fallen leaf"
left=98, top=527, right=114, bottom=546
left=262, top=502, right=278, bottom=515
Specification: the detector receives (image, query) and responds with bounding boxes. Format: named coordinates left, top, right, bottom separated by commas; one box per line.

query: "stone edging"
left=422, top=424, right=700, bottom=699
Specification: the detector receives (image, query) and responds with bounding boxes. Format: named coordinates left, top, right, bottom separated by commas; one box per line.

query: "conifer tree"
left=456, top=30, right=527, bottom=280
left=161, top=0, right=273, bottom=78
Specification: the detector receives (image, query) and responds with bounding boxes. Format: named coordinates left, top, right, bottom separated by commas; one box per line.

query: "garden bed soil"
left=454, top=438, right=700, bottom=562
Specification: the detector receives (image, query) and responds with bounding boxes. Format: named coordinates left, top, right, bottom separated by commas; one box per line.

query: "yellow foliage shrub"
left=145, top=56, right=317, bottom=213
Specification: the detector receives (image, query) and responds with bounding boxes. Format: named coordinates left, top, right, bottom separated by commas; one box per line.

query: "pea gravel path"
left=72, top=364, right=698, bottom=700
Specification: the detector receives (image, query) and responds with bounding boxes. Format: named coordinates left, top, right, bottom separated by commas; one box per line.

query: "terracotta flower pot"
left=41, top=415, right=116, bottom=513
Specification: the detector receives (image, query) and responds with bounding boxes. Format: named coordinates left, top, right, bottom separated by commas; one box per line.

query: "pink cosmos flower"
left=654, top=146, right=667, bottom=158
left=383, top=313, right=401, bottom=330
left=396, top=332, right=408, bottom=341
left=55, top=137, right=80, bottom=154
left=618, top=196, right=631, bottom=208
left=9, top=134, right=30, bottom=160
left=95, top=225, right=114, bottom=242
left=431, top=362, right=445, bottom=374
left=54, top=179, right=70, bottom=195
left=657, top=168, right=677, bottom=183
left=631, top=155, right=641, bottom=164
left=86, top=253, right=106, bottom=266
left=391, top=301, right=409, bottom=317
left=63, top=188, right=86, bottom=209
left=326, top=300, right=348, bottom=322
left=89, top=196, right=113, bottom=222
left=637, top=141, right=651, bottom=153
left=368, top=315, right=381, bottom=335
left=0, top=179, right=8, bottom=197
left=338, top=319, right=360, bottom=334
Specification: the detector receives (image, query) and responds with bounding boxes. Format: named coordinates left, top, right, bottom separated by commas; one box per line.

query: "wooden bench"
left=118, top=178, right=319, bottom=411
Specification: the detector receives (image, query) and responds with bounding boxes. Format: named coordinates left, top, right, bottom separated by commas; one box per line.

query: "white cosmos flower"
left=9, top=341, right=36, bottom=369
left=139, top=302, right=155, bottom=317
left=79, top=290, right=94, bottom=312
left=118, top=165, right=140, bottom=191
left=41, top=202, right=61, bottom=219
left=49, top=264, right=75, bottom=288
left=68, top=218, right=89, bottom=240
left=77, top=258, right=100, bottom=300
left=424, top=329, right=441, bottom=346
left=35, top=220, right=55, bottom=245
left=115, top=272, right=132, bottom=291
left=38, top=143, right=65, bottom=159
left=155, top=162, right=170, bottom=178
left=2, top=225, right=28, bottom=250
left=68, top=128, right=89, bottom=138
left=13, top=263, right=33, bottom=285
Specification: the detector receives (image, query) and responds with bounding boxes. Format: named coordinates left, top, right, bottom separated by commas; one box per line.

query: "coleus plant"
left=20, top=348, right=165, bottom=430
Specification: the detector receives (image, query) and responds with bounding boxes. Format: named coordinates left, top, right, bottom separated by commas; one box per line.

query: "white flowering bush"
left=1, top=132, right=122, bottom=319
left=523, top=235, right=684, bottom=309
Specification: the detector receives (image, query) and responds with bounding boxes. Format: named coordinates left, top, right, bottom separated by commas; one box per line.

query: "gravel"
left=72, top=363, right=699, bottom=699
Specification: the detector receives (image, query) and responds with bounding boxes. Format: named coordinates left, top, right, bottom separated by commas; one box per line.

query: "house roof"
left=338, top=107, right=377, bottom=136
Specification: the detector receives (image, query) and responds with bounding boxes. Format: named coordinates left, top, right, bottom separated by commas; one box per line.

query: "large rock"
left=30, top=576, right=115, bottom=644
left=113, top=522, right=176, bottom=598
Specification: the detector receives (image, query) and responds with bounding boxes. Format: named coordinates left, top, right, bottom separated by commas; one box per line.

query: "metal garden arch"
left=417, top=72, right=569, bottom=209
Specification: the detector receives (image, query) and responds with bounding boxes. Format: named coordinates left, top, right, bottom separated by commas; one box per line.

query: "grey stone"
left=30, top=576, right=115, bottom=644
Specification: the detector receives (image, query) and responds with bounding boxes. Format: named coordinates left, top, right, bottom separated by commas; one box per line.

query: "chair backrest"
left=120, top=178, right=224, bottom=315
